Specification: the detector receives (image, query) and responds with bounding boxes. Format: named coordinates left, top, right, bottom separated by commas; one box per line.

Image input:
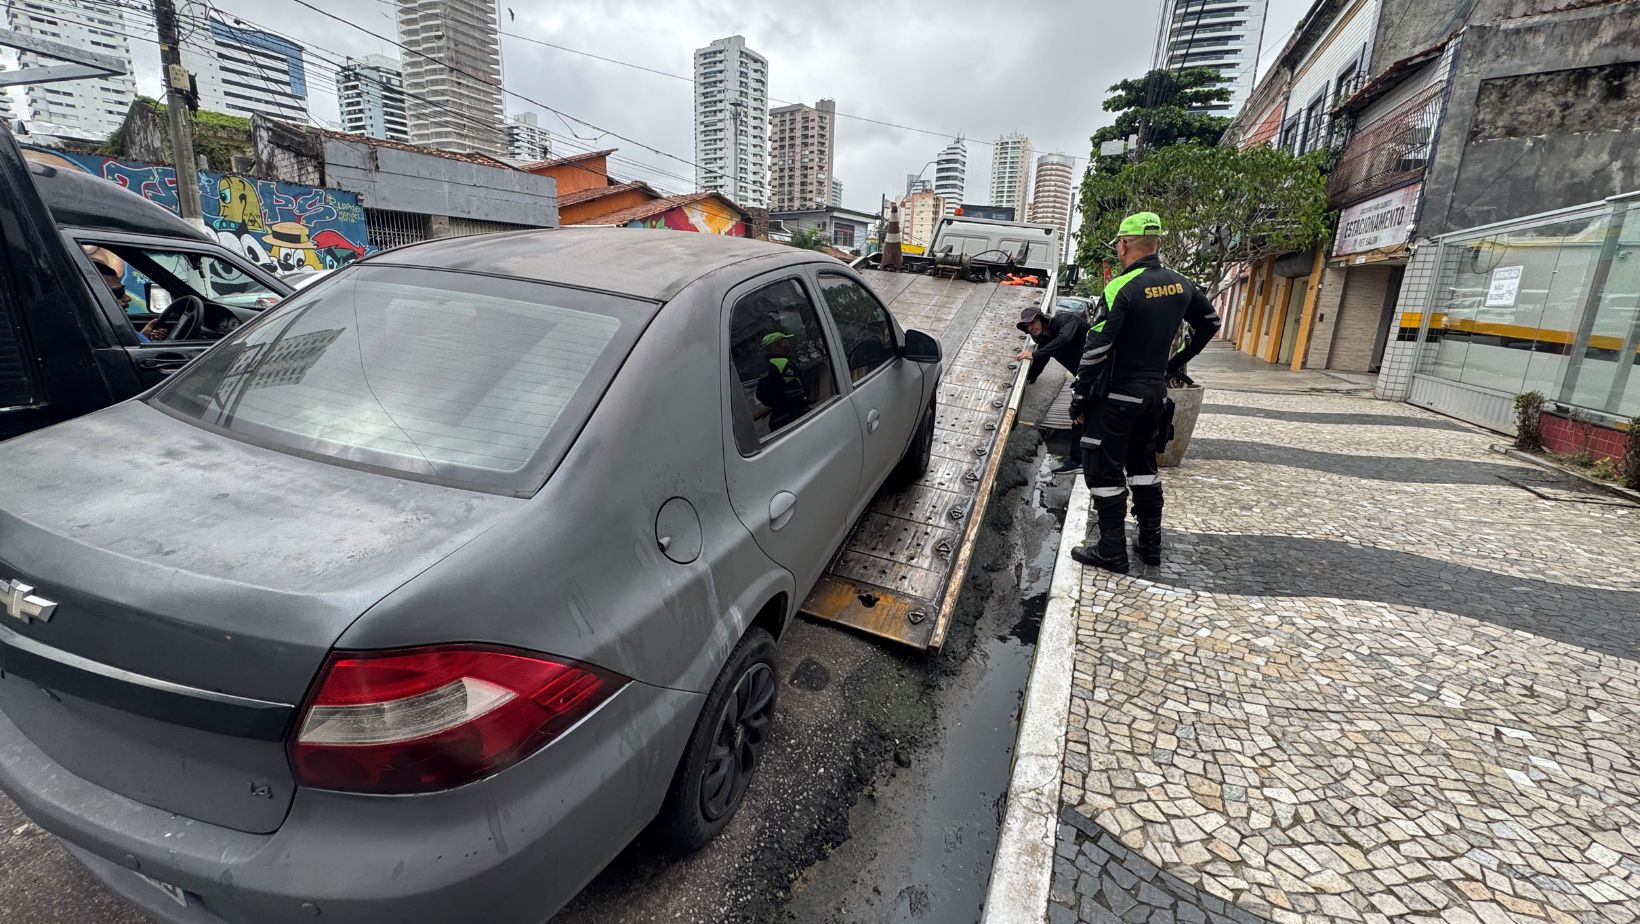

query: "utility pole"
left=153, top=0, right=202, bottom=220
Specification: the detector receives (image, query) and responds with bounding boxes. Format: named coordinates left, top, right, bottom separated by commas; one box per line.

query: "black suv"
left=0, top=124, right=292, bottom=440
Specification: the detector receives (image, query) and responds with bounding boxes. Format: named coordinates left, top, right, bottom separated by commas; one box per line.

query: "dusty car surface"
left=0, top=227, right=941, bottom=923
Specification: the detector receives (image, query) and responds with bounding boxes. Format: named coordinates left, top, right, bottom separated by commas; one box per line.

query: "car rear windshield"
left=152, top=264, right=653, bottom=494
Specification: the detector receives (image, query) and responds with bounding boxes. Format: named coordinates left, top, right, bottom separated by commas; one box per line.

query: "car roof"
left=376, top=226, right=822, bottom=301
left=29, top=160, right=214, bottom=243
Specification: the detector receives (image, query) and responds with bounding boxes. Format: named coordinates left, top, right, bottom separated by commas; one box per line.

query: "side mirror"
left=902, top=329, right=941, bottom=364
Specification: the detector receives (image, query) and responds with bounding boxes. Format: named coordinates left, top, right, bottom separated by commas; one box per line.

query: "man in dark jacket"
left=1069, top=211, right=1221, bottom=573
left=1016, top=305, right=1090, bottom=475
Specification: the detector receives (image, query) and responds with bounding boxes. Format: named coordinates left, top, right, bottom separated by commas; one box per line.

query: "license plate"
left=135, top=872, right=189, bottom=908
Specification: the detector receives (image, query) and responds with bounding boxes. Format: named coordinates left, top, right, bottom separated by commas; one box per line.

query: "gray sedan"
left=0, top=228, right=942, bottom=923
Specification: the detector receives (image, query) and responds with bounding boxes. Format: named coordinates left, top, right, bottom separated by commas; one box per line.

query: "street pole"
left=154, top=0, right=202, bottom=220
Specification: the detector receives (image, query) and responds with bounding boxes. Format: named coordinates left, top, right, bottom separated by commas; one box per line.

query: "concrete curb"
left=1491, top=444, right=1640, bottom=505
left=980, top=478, right=1089, bottom=924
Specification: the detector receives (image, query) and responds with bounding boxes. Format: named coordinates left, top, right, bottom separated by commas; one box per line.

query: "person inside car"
left=757, top=331, right=810, bottom=430
left=86, top=246, right=174, bottom=343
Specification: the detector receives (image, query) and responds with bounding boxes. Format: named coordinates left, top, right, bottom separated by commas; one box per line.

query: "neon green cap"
left=1108, top=211, right=1165, bottom=246
left=761, top=331, right=793, bottom=348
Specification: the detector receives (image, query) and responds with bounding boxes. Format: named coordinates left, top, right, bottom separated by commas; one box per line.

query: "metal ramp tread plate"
left=801, top=272, right=1045, bottom=650
left=1041, top=377, right=1078, bottom=431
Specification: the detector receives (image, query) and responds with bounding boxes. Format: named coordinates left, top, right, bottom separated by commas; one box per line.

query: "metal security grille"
left=365, top=209, right=432, bottom=251
left=444, top=217, right=537, bottom=237
left=1328, top=84, right=1444, bottom=207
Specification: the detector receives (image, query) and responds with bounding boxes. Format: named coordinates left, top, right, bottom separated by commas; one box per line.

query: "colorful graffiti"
left=23, top=146, right=370, bottom=273
left=628, top=197, right=749, bottom=237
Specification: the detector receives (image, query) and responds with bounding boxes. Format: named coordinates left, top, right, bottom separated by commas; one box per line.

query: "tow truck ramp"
left=800, top=270, right=1051, bottom=651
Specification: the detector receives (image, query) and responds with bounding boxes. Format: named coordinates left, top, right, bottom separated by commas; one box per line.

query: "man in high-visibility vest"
left=757, top=331, right=811, bottom=430
left=1069, top=212, right=1221, bottom=573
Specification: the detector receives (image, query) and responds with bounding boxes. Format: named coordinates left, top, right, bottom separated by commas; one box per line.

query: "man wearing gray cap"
left=1016, top=303, right=1091, bottom=475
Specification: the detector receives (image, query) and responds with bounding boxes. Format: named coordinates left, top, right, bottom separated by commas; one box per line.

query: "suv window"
left=817, top=273, right=897, bottom=383
left=152, top=264, right=652, bottom=494
left=0, top=265, right=36, bottom=408
left=728, top=276, right=840, bottom=449
left=81, top=242, right=282, bottom=341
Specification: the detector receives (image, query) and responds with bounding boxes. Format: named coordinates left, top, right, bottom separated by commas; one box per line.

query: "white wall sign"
left=1486, top=265, right=1523, bottom=307
left=1334, top=184, right=1421, bottom=257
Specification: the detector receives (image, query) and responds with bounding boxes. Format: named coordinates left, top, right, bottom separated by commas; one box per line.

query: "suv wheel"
left=657, top=627, right=777, bottom=851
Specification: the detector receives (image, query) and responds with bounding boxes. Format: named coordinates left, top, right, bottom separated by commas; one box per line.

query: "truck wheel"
left=656, top=627, right=778, bottom=851
left=890, top=401, right=936, bottom=487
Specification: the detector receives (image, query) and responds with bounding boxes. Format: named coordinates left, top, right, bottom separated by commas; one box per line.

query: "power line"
left=179, top=6, right=697, bottom=193
left=480, top=14, right=1088, bottom=162
left=283, top=0, right=744, bottom=190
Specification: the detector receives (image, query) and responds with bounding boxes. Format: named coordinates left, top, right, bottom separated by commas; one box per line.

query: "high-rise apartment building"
left=990, top=132, right=1032, bottom=219
left=693, top=36, right=769, bottom=209
left=829, top=178, right=843, bottom=209
left=181, top=4, right=309, bottom=123
left=898, top=189, right=944, bottom=252
left=1028, top=153, right=1076, bottom=265
left=1152, top=0, right=1270, bottom=117
left=396, top=0, right=507, bottom=158
left=338, top=54, right=408, bottom=142
left=769, top=98, right=834, bottom=211
left=932, top=137, right=966, bottom=216
left=4, top=0, right=137, bottom=139
left=506, top=112, right=551, bottom=164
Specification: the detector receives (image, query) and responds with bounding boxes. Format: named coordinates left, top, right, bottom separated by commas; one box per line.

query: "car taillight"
left=290, top=646, right=623, bottom=795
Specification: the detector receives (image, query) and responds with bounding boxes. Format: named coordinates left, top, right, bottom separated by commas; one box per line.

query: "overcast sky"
left=91, top=0, right=1311, bottom=212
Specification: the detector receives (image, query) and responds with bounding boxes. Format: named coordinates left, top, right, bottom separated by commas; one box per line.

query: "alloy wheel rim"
left=700, top=662, right=775, bottom=821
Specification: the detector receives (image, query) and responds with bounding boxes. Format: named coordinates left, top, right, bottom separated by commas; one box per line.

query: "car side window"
left=79, top=242, right=280, bottom=343
left=0, top=261, right=37, bottom=408
left=817, top=273, right=897, bottom=384
left=728, top=277, right=841, bottom=450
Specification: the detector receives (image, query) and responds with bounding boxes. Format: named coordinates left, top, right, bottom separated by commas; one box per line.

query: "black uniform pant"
left=1079, top=383, right=1166, bottom=542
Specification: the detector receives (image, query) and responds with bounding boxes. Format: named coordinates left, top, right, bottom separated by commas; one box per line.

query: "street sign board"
left=1334, top=183, right=1420, bottom=256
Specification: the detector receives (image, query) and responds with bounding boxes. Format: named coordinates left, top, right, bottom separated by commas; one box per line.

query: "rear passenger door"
left=814, top=271, right=924, bottom=499
left=721, top=273, right=863, bottom=598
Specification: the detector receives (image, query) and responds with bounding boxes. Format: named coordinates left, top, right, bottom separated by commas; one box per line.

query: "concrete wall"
left=1417, top=1, right=1640, bottom=237
left=321, top=139, right=557, bottom=228
left=1369, top=0, right=1562, bottom=70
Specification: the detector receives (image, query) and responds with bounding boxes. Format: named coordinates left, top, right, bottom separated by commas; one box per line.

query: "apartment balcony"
left=1327, top=83, right=1442, bottom=207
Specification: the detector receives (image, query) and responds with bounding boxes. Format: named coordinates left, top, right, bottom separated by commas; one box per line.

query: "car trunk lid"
left=0, top=401, right=521, bottom=832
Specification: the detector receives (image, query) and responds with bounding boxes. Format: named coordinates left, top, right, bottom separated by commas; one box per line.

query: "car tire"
left=656, top=626, right=778, bottom=852
left=890, top=399, right=936, bottom=487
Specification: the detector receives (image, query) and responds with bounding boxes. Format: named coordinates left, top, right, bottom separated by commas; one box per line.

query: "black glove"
left=1166, top=360, right=1196, bottom=387
left=1068, top=396, right=1084, bottom=422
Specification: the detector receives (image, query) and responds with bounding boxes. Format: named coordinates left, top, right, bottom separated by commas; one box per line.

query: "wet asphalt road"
left=0, top=370, right=1072, bottom=924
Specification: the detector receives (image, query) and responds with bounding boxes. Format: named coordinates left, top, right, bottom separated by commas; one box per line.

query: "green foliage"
left=1089, top=68, right=1231, bottom=175
left=788, top=227, right=827, bottom=251
left=1624, top=416, right=1640, bottom=489
left=98, top=97, right=252, bottom=172
left=1513, top=391, right=1546, bottom=451
left=1075, top=143, right=1331, bottom=288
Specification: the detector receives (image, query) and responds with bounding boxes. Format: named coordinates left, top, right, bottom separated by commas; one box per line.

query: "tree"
left=788, top=227, right=826, bottom=251
left=1090, top=68, right=1232, bottom=172
left=1076, top=143, right=1331, bottom=295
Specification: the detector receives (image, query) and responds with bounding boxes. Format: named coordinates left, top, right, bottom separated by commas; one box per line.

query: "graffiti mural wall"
left=24, top=147, right=370, bottom=273
left=628, top=197, right=749, bottom=236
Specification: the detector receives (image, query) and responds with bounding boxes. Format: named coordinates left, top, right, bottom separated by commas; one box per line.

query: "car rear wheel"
left=890, top=399, right=936, bottom=486
left=656, top=626, right=778, bottom=851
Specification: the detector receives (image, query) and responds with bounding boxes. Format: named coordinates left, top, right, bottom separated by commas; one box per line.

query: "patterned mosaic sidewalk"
left=1051, top=359, right=1640, bottom=924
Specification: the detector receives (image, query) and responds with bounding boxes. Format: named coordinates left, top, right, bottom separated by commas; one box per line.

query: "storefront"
left=1314, top=184, right=1419, bottom=373
left=1403, top=193, right=1640, bottom=434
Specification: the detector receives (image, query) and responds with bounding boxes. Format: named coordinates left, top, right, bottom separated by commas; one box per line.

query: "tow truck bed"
left=799, top=269, right=1049, bottom=650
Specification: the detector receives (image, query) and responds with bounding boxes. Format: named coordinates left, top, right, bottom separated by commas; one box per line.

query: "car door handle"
left=865, top=408, right=881, bottom=433
left=138, top=353, right=193, bottom=373
left=769, top=492, right=797, bottom=531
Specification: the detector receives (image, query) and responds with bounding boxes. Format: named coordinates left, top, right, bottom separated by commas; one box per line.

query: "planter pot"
left=1158, top=384, right=1205, bottom=468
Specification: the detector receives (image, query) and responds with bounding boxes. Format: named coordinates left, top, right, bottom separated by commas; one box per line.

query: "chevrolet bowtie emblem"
left=0, top=579, right=56, bottom=624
